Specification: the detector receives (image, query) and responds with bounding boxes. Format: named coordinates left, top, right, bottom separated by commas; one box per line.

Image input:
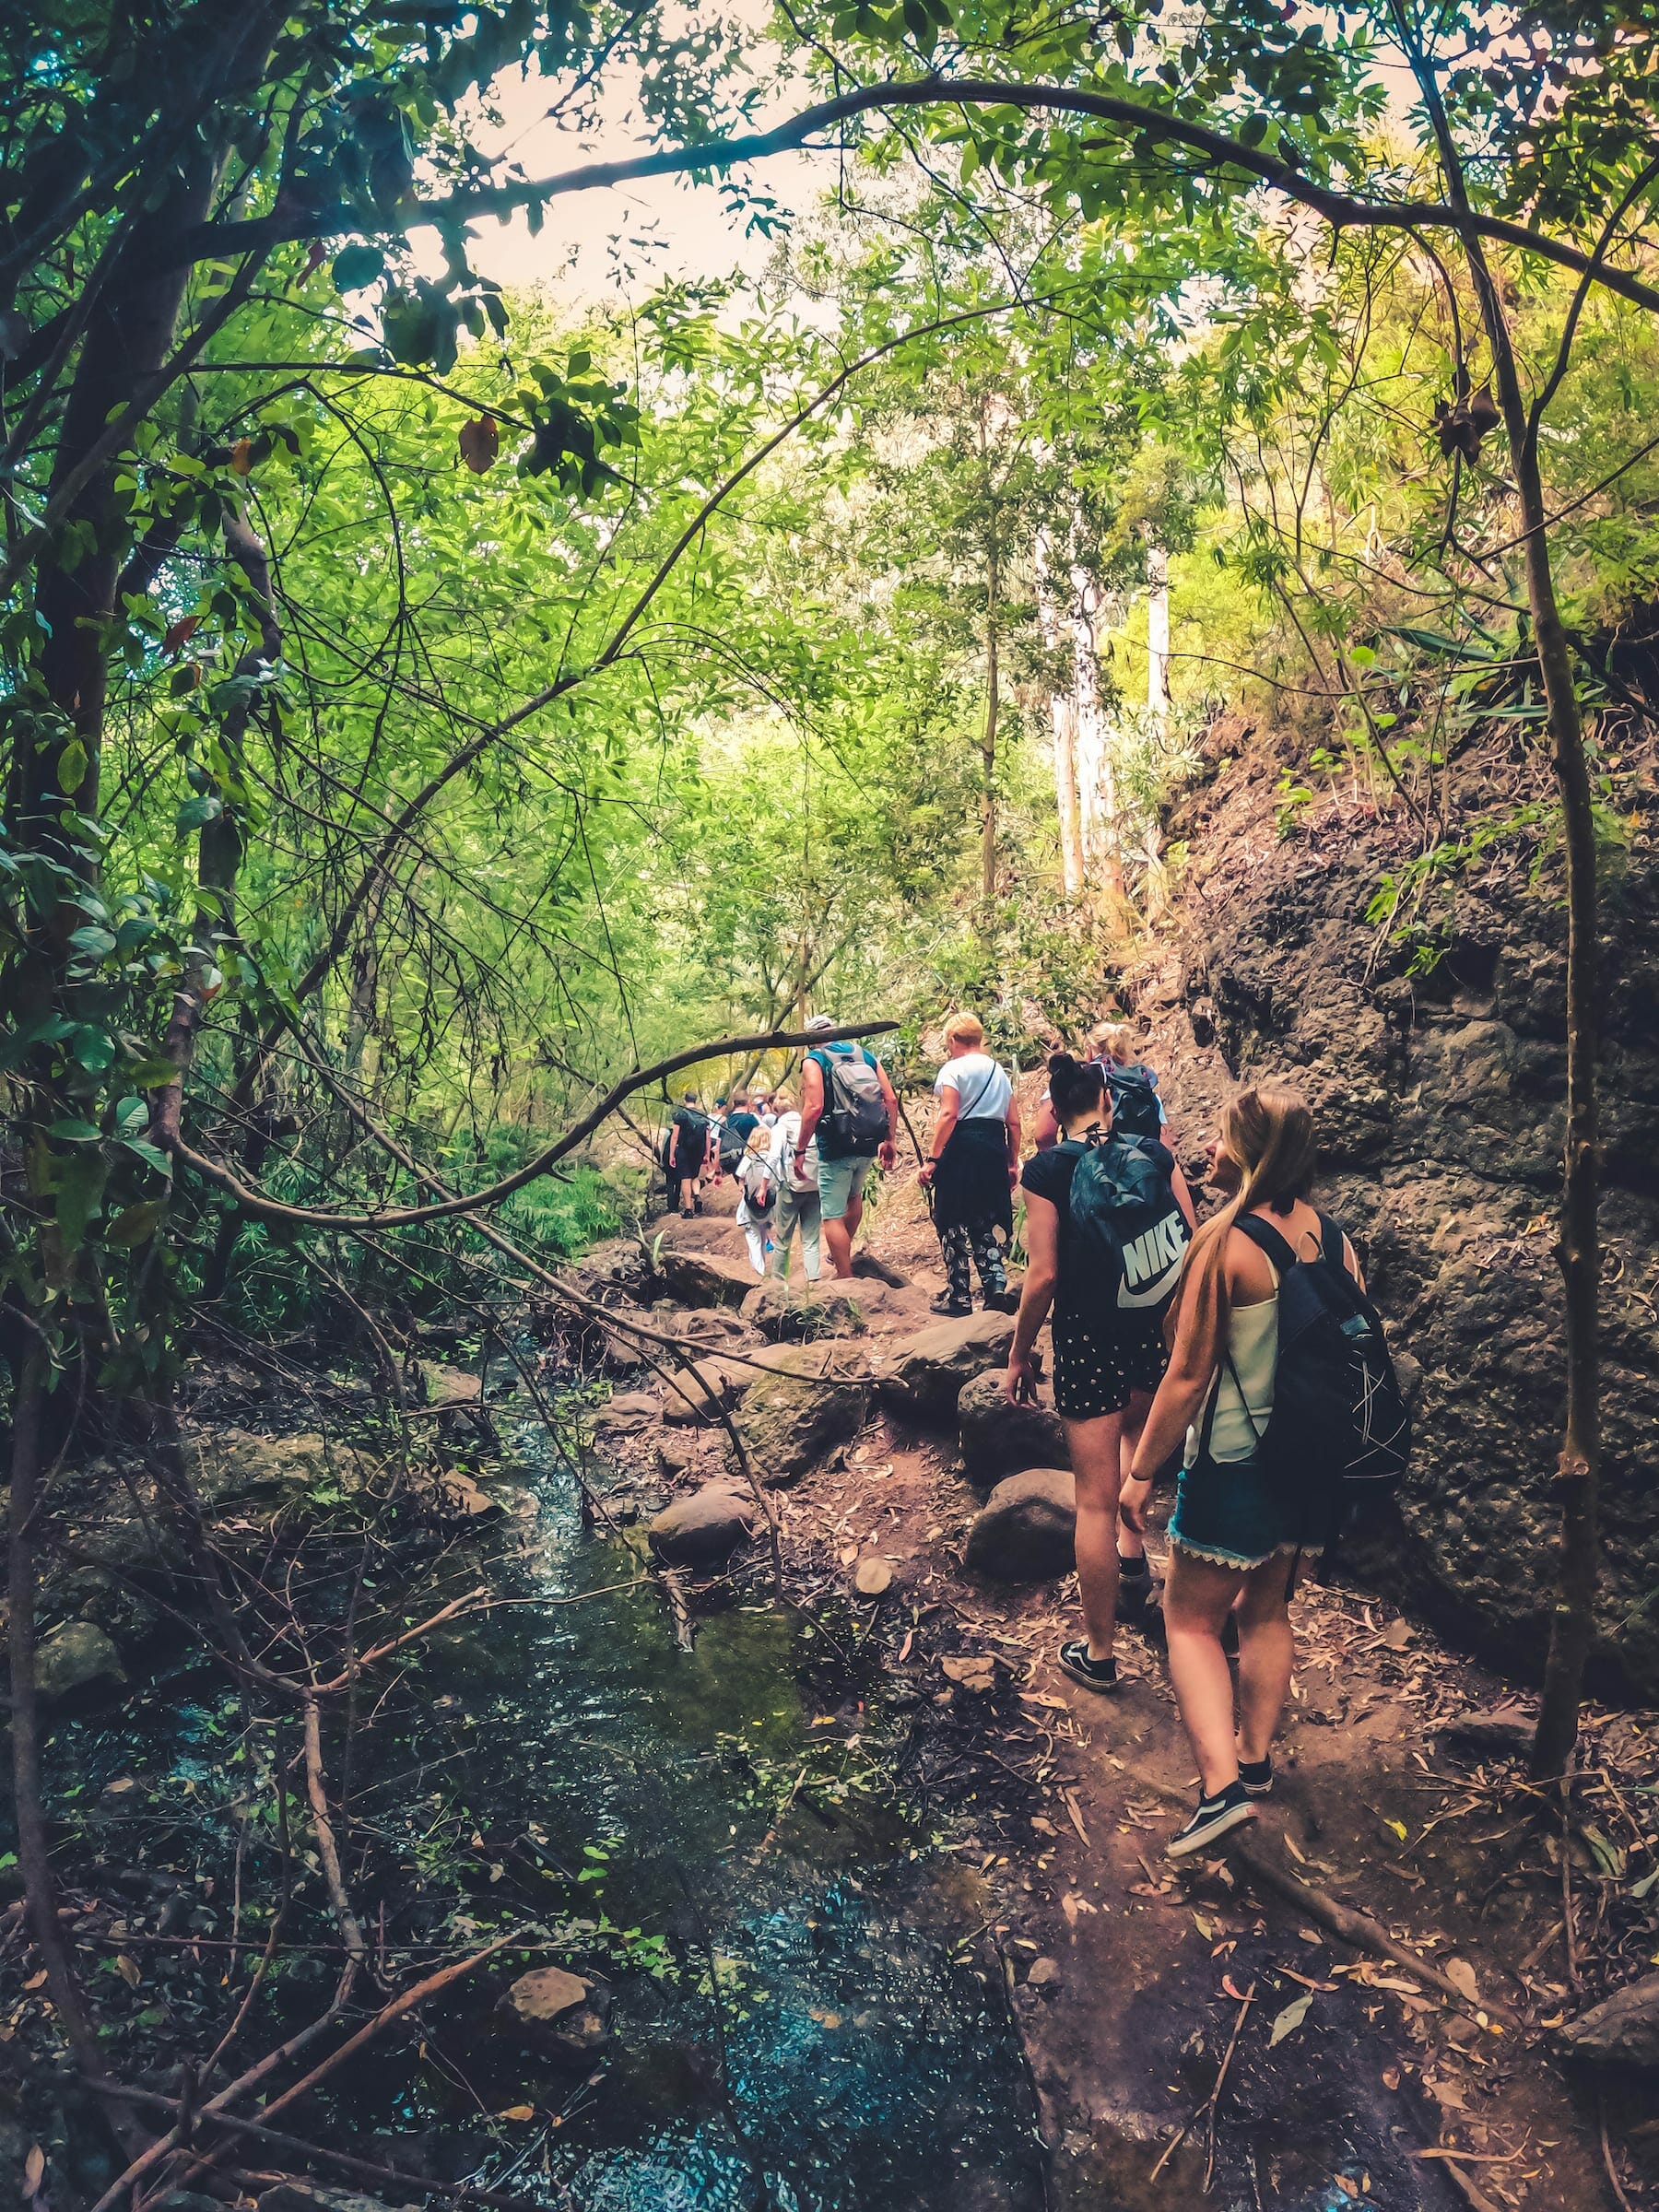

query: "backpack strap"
left=1316, top=1211, right=1349, bottom=1275
left=1231, top=1213, right=1299, bottom=1273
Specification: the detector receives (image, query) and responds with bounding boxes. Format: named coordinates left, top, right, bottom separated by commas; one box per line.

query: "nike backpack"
left=1068, top=1134, right=1192, bottom=1320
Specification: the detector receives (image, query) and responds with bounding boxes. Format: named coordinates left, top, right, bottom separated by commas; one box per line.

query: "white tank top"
left=1186, top=1277, right=1279, bottom=1465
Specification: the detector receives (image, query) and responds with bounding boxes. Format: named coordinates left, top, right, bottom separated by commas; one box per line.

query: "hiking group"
left=663, top=1010, right=1409, bottom=1858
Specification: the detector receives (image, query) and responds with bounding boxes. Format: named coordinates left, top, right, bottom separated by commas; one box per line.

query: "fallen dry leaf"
left=496, top=2104, right=535, bottom=2123
left=24, top=2146, right=44, bottom=2196
left=853, top=1557, right=893, bottom=1596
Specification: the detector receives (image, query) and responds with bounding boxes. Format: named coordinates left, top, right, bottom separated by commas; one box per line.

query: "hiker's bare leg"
left=1165, top=1550, right=1248, bottom=1796
left=823, top=1216, right=854, bottom=1277
left=1065, top=1413, right=1125, bottom=1664
left=1118, top=1390, right=1154, bottom=1563
left=1235, top=1554, right=1296, bottom=1765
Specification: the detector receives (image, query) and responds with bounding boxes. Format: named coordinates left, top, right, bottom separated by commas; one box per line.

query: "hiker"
left=766, top=1085, right=822, bottom=1283
left=1033, top=1019, right=1170, bottom=1152
left=1006, top=1053, right=1196, bottom=1694
left=735, top=1124, right=777, bottom=1275
left=752, top=1085, right=778, bottom=1128
left=665, top=1089, right=712, bottom=1216
left=794, top=1015, right=898, bottom=1279
left=1127, top=1085, right=1388, bottom=1858
left=918, top=1011, right=1021, bottom=1317
left=717, top=1091, right=756, bottom=1179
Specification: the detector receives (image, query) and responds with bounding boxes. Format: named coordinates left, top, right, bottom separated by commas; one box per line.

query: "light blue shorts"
left=817, top=1153, right=873, bottom=1220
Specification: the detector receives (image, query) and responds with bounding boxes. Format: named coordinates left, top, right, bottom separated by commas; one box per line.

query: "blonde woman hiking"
left=1129, top=1085, right=1378, bottom=1858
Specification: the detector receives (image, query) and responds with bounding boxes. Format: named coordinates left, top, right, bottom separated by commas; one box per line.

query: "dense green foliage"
left=1, top=5, right=1656, bottom=1779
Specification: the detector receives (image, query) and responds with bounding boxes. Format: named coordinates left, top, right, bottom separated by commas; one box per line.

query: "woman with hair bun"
left=1129, top=1084, right=1365, bottom=1858
left=1006, top=1053, right=1195, bottom=1694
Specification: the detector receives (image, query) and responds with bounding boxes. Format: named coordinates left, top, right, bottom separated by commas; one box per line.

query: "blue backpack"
left=1066, top=1135, right=1191, bottom=1319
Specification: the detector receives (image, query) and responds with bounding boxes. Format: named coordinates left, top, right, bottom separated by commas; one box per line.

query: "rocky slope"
left=1127, top=710, right=1659, bottom=1697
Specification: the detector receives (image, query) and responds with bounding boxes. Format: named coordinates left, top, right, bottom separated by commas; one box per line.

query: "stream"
left=30, top=1387, right=1049, bottom=2212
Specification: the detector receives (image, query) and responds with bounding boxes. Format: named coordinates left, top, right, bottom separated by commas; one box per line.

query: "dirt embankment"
left=1117, top=710, right=1659, bottom=1703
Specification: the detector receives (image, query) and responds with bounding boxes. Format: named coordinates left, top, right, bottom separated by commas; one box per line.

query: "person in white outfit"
left=765, top=1087, right=821, bottom=1282
left=735, top=1124, right=777, bottom=1275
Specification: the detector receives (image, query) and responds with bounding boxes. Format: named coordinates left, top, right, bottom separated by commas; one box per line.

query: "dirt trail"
left=587, top=1165, right=1654, bottom=2212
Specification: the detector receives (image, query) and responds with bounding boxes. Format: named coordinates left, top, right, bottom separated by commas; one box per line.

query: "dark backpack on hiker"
left=811, top=1044, right=888, bottom=1159
left=1105, top=1061, right=1163, bottom=1142
left=1225, top=1214, right=1412, bottom=1517
left=1066, top=1134, right=1192, bottom=1320
left=665, top=1109, right=708, bottom=1176
left=717, top=1120, right=746, bottom=1172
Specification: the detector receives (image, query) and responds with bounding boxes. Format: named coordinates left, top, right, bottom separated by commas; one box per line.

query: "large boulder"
left=648, top=1481, right=758, bottom=1565
left=1557, top=1974, right=1659, bottom=2073
left=655, top=1247, right=759, bottom=1311
left=729, top=1340, right=870, bottom=1487
left=188, top=1430, right=368, bottom=1514
left=966, top=1468, right=1077, bottom=1582
left=501, top=1966, right=612, bottom=2063
left=660, top=1359, right=743, bottom=1427
left=37, top=1619, right=126, bottom=1702
left=958, top=1368, right=1065, bottom=1488
left=876, top=1311, right=1017, bottom=1423
left=740, top=1277, right=868, bottom=1342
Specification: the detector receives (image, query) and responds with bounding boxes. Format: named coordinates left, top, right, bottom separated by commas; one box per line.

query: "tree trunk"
left=1036, top=526, right=1086, bottom=895
left=1070, top=564, right=1125, bottom=914
left=1147, top=543, right=1171, bottom=742
left=982, top=531, right=1001, bottom=907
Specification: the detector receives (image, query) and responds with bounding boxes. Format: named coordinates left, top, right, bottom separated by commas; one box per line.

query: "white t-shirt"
left=935, top=1052, right=1012, bottom=1121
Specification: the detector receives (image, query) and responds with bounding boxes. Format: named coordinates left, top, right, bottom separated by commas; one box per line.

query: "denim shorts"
left=817, top=1153, right=873, bottom=1221
left=1167, top=1450, right=1327, bottom=1571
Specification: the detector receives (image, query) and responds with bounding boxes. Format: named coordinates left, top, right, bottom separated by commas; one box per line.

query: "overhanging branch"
left=173, top=1020, right=897, bottom=1229
left=171, top=77, right=1659, bottom=321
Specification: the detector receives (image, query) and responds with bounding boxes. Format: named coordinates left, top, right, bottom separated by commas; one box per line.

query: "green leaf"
left=70, top=1023, right=117, bottom=1071
left=55, top=1149, right=109, bottom=1248
left=176, top=794, right=222, bottom=831
left=106, top=1198, right=167, bottom=1247
left=57, top=735, right=88, bottom=791
left=68, top=924, right=117, bottom=958
left=1268, top=1990, right=1312, bottom=2046
left=332, top=243, right=386, bottom=292
left=48, top=1117, right=104, bottom=1142
left=124, top=1057, right=182, bottom=1088
left=120, top=1136, right=173, bottom=1176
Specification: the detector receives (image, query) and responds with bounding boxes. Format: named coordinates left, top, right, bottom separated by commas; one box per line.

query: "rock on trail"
left=728, top=1339, right=871, bottom=1485
left=875, top=1310, right=1016, bottom=1421
left=648, top=1481, right=759, bottom=1566
left=957, top=1367, right=1066, bottom=1488
left=965, top=1467, right=1077, bottom=1581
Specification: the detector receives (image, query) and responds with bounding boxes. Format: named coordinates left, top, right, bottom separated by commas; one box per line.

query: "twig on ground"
left=1205, top=1980, right=1256, bottom=2193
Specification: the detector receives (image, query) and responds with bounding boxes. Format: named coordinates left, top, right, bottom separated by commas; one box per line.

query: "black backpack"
left=1066, top=1134, right=1192, bottom=1320
left=1106, top=1061, right=1163, bottom=1141
left=665, top=1110, right=707, bottom=1174
left=1223, top=1214, right=1411, bottom=1519
left=717, top=1121, right=746, bottom=1171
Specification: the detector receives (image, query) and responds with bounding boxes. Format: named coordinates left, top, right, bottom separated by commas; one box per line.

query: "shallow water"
left=30, top=1394, right=1048, bottom=2211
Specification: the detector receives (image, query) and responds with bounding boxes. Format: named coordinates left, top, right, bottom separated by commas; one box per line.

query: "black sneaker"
left=1167, top=1781, right=1256, bottom=1860
left=1058, top=1641, right=1119, bottom=1693
left=982, top=1286, right=1020, bottom=1313
left=1239, top=1756, right=1274, bottom=1798
left=930, top=1292, right=972, bottom=1317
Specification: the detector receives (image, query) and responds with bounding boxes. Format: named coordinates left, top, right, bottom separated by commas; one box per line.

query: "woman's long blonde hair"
left=1172, top=1085, right=1317, bottom=1345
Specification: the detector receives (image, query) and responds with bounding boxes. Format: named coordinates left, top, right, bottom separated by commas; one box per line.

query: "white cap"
left=805, top=1014, right=837, bottom=1033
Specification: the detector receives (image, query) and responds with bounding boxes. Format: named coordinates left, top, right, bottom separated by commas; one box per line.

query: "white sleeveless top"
left=1186, top=1277, right=1279, bottom=1465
